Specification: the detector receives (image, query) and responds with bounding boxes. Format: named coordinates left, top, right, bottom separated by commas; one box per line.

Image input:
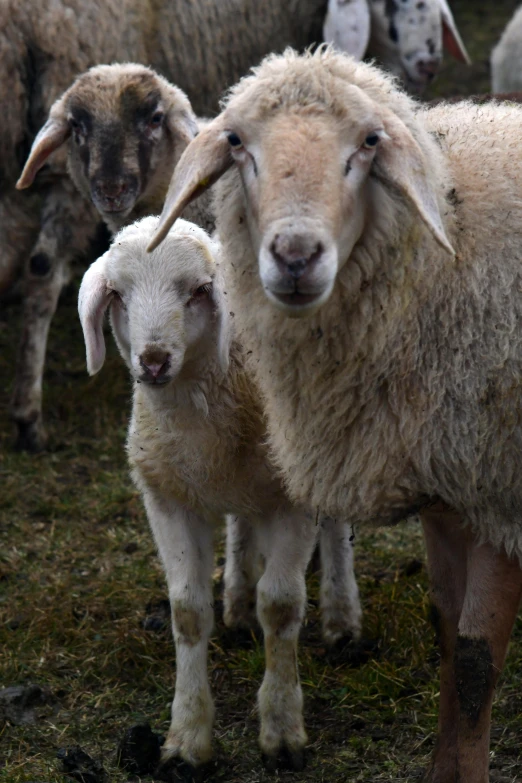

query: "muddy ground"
left=1, top=2, right=522, bottom=781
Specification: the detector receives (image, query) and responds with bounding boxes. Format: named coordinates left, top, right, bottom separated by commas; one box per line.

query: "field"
left=1, top=2, right=522, bottom=781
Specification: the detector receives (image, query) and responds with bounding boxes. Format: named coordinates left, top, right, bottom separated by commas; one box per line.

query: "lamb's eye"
left=363, top=133, right=380, bottom=149
left=227, top=132, right=243, bottom=149
left=111, top=290, right=126, bottom=308
left=188, top=282, right=212, bottom=304
left=149, top=112, right=164, bottom=128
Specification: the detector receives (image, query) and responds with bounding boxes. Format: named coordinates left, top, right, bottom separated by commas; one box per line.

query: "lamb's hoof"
left=155, top=756, right=214, bottom=782
left=324, top=635, right=379, bottom=667
left=262, top=744, right=306, bottom=773
left=14, top=418, right=47, bottom=452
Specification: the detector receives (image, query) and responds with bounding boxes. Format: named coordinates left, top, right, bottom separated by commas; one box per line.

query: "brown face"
left=67, top=78, right=170, bottom=218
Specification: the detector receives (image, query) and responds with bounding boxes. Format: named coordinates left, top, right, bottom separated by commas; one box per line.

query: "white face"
left=106, top=240, right=216, bottom=386
left=370, top=0, right=444, bottom=92
left=223, top=109, right=383, bottom=317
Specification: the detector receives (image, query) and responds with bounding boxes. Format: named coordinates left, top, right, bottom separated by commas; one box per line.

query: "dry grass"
left=1, top=2, right=522, bottom=780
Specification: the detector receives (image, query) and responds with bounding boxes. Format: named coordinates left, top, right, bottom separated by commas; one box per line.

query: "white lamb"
left=150, top=48, right=522, bottom=782
left=78, top=216, right=361, bottom=773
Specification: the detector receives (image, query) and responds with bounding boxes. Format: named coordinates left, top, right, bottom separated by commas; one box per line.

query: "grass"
left=2, top=2, right=522, bottom=780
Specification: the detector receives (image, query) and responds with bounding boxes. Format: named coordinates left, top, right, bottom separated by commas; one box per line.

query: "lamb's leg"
left=453, top=541, right=522, bottom=783
left=144, top=492, right=215, bottom=770
left=421, top=506, right=469, bottom=782
left=10, top=183, right=99, bottom=451
left=319, top=516, right=362, bottom=644
left=422, top=507, right=522, bottom=783
left=223, top=514, right=261, bottom=629
left=256, top=509, right=316, bottom=770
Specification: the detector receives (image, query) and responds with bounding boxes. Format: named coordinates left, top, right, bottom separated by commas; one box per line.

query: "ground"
left=1, top=2, right=522, bottom=781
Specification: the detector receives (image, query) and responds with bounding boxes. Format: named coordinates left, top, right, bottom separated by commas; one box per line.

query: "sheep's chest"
left=127, top=389, right=278, bottom=520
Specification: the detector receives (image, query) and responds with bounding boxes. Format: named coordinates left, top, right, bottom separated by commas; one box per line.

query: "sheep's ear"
left=148, top=116, right=232, bottom=252
left=438, top=0, right=471, bottom=64
left=16, top=101, right=70, bottom=189
left=323, top=0, right=371, bottom=61
left=168, top=105, right=200, bottom=147
left=78, top=253, right=112, bottom=375
left=374, top=111, right=454, bottom=256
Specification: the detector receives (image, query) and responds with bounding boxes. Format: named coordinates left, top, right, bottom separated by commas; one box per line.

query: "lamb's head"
left=149, top=49, right=454, bottom=317
left=368, top=0, right=470, bottom=92
left=79, top=217, right=228, bottom=386
left=17, top=64, right=199, bottom=229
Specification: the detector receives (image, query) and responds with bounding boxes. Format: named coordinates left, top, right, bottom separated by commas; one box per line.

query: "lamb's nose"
left=99, top=181, right=128, bottom=199
left=270, top=234, right=323, bottom=281
left=416, top=58, right=439, bottom=81
left=139, top=350, right=170, bottom=380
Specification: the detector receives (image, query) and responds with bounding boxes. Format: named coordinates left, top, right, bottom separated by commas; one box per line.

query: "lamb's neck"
left=138, top=355, right=229, bottom=419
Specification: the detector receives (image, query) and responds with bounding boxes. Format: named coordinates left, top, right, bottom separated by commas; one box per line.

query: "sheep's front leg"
left=223, top=514, right=261, bottom=629
left=144, top=492, right=215, bottom=770
left=453, top=541, right=522, bottom=783
left=422, top=507, right=522, bottom=783
left=10, top=184, right=99, bottom=451
left=256, top=509, right=316, bottom=770
left=422, top=507, right=468, bottom=782
left=319, top=517, right=362, bottom=644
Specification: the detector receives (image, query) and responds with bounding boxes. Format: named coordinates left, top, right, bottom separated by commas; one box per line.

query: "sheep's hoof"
left=155, top=756, right=214, bottom=782
left=262, top=744, right=306, bottom=773
left=14, top=418, right=47, bottom=452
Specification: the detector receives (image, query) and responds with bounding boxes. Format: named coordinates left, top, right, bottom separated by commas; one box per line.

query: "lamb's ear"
left=148, top=116, right=232, bottom=252
left=438, top=0, right=471, bottom=64
left=78, top=253, right=112, bottom=375
left=16, top=98, right=70, bottom=189
left=373, top=110, right=454, bottom=256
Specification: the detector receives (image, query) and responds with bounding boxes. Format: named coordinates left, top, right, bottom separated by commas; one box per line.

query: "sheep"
left=77, top=215, right=355, bottom=772
left=491, top=6, right=522, bottom=93
left=323, top=0, right=371, bottom=62
left=149, top=48, right=522, bottom=782
left=367, top=0, right=470, bottom=92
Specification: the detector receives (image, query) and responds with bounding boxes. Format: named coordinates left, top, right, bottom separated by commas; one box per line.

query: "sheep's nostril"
left=139, top=351, right=170, bottom=380
left=416, top=58, right=439, bottom=79
left=270, top=235, right=323, bottom=280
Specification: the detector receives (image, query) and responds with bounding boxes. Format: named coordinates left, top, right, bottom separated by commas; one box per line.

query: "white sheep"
left=367, top=0, right=470, bottom=92
left=491, top=6, right=522, bottom=93
left=78, top=215, right=361, bottom=772
left=150, top=48, right=522, bottom=782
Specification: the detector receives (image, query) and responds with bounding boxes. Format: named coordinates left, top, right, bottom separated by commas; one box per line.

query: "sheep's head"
left=16, top=65, right=199, bottom=229
left=368, top=0, right=470, bottom=92
left=79, top=217, right=229, bottom=385
left=149, top=50, right=454, bottom=317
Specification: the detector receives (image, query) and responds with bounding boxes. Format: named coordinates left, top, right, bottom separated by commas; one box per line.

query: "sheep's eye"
left=363, top=133, right=380, bottom=149
left=69, top=118, right=84, bottom=136
left=188, top=282, right=212, bottom=304
left=149, top=112, right=164, bottom=128
left=227, top=132, right=243, bottom=149
left=111, top=290, right=126, bottom=309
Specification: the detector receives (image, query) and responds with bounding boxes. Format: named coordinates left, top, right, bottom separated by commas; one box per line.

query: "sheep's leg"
left=422, top=508, right=522, bottom=783
left=319, top=517, right=362, bottom=644
left=421, top=507, right=469, bottom=782
left=453, top=541, right=522, bottom=783
left=223, top=514, right=261, bottom=628
left=256, top=509, right=316, bottom=770
left=10, top=183, right=99, bottom=451
left=10, top=232, right=68, bottom=451
left=144, top=492, right=215, bottom=770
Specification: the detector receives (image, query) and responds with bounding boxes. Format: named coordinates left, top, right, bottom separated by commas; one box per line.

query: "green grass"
left=2, top=3, right=522, bottom=780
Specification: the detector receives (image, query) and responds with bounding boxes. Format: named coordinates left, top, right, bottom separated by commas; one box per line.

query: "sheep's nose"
left=270, top=234, right=323, bottom=281
left=139, top=349, right=170, bottom=380
left=416, top=58, right=439, bottom=81
left=99, top=180, right=128, bottom=199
